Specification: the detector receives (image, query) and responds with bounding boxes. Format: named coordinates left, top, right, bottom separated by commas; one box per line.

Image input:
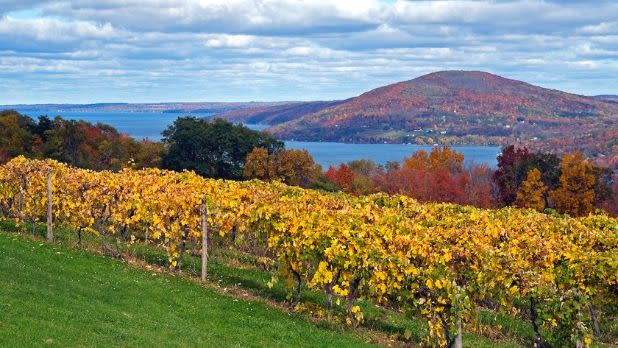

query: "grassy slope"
left=0, top=232, right=374, bottom=348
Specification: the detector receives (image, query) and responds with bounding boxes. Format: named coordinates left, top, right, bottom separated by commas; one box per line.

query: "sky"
left=0, top=0, right=617, bottom=104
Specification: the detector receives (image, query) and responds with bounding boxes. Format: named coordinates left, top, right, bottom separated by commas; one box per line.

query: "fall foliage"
left=515, top=168, right=547, bottom=211
left=243, top=147, right=274, bottom=181
left=324, top=164, right=355, bottom=193
left=369, top=147, right=491, bottom=206
left=0, top=110, right=164, bottom=170
left=244, top=148, right=321, bottom=187
left=162, top=117, right=282, bottom=179
left=550, top=153, right=597, bottom=217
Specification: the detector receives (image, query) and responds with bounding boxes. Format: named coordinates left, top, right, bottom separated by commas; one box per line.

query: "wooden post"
left=201, top=199, right=208, bottom=281
left=454, top=291, right=462, bottom=348
left=46, top=169, right=53, bottom=242
left=455, top=314, right=462, bottom=348
left=590, top=304, right=601, bottom=337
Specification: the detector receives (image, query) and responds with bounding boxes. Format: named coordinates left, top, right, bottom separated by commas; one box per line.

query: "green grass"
left=0, top=232, right=375, bottom=347
left=1, top=221, right=614, bottom=347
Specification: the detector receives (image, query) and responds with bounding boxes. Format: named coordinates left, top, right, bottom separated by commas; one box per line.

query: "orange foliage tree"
left=515, top=168, right=547, bottom=211
left=273, top=149, right=322, bottom=187
left=244, top=148, right=321, bottom=188
left=550, top=153, right=597, bottom=216
left=244, top=147, right=274, bottom=181
left=324, top=164, right=355, bottom=193
left=373, top=147, right=476, bottom=205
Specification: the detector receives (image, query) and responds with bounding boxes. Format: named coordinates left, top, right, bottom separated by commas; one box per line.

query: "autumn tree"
left=403, top=146, right=464, bottom=173
left=466, top=164, right=495, bottom=208
left=0, top=110, right=36, bottom=160
left=515, top=168, right=546, bottom=211
left=273, top=149, right=321, bottom=187
left=550, top=153, right=597, bottom=216
left=0, top=149, right=9, bottom=164
left=493, top=145, right=533, bottom=205
left=244, top=147, right=274, bottom=181
left=370, top=147, right=472, bottom=204
left=324, top=164, right=355, bottom=193
left=347, top=159, right=378, bottom=194
left=0, top=110, right=165, bottom=170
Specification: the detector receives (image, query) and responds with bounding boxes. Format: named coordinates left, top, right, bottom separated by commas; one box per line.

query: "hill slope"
left=271, top=71, right=618, bottom=142
left=0, top=232, right=372, bottom=347
left=594, top=95, right=618, bottom=105
left=217, top=100, right=344, bottom=125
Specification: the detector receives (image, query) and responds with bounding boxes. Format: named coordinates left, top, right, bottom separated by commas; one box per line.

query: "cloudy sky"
left=1, top=0, right=617, bottom=104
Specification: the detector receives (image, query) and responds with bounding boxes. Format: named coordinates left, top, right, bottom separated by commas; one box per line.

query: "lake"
left=16, top=110, right=501, bottom=168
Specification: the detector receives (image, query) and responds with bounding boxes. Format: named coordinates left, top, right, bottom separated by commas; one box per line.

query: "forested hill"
left=218, top=71, right=618, bottom=167
left=216, top=100, right=344, bottom=125
left=594, top=95, right=618, bottom=105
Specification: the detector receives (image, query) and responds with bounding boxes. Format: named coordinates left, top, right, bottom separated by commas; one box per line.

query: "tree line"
left=245, top=145, right=616, bottom=217
left=0, top=110, right=164, bottom=170
left=1, top=110, right=324, bottom=190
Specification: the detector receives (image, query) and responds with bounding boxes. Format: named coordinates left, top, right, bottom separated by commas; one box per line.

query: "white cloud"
left=0, top=16, right=120, bottom=43
left=0, top=0, right=617, bottom=103
left=578, top=21, right=618, bottom=35
left=205, top=35, right=255, bottom=49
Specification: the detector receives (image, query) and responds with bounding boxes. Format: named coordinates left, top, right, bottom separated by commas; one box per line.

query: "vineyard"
left=0, top=157, right=616, bottom=347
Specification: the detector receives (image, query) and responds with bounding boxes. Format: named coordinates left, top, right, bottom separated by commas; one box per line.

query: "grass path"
left=0, top=232, right=374, bottom=347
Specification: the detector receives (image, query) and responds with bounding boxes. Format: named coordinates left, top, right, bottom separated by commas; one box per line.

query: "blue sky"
left=1, top=0, right=617, bottom=104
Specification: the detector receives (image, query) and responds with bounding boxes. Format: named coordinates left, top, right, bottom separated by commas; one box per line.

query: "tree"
left=162, top=117, right=283, bottom=179
left=244, top=147, right=274, bottom=181
left=493, top=145, right=533, bottom=205
left=465, top=164, right=495, bottom=208
left=324, top=164, right=355, bottom=193
left=0, top=110, right=36, bottom=159
left=273, top=149, right=321, bottom=187
left=550, top=153, right=597, bottom=216
left=130, top=140, right=166, bottom=169
left=515, top=168, right=546, bottom=211
left=403, top=146, right=464, bottom=173
left=243, top=147, right=321, bottom=188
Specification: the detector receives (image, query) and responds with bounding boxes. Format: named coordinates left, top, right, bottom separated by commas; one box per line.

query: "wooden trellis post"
left=201, top=198, right=208, bottom=281
left=46, top=169, right=53, bottom=243
left=455, top=290, right=462, bottom=348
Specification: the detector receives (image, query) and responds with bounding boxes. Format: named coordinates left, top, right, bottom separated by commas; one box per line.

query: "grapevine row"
left=0, top=157, right=616, bottom=347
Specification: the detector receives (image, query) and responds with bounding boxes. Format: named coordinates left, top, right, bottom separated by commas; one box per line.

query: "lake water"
left=16, top=110, right=501, bottom=168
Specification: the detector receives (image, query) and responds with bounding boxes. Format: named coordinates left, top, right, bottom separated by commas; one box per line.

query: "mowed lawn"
left=0, top=233, right=373, bottom=347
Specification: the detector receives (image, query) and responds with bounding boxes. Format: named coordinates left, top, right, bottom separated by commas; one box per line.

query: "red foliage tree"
left=493, top=145, right=533, bottom=205
left=324, top=164, right=355, bottom=194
